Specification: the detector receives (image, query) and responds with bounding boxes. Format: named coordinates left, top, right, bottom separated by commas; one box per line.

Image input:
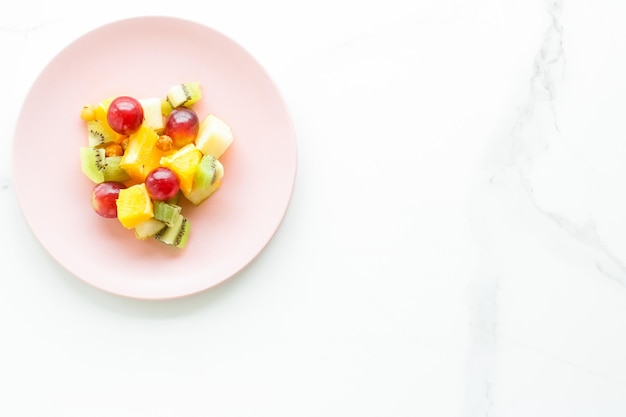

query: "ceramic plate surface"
left=12, top=17, right=297, bottom=299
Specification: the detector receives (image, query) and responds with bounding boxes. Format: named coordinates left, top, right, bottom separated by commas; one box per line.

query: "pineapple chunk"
left=120, top=124, right=165, bottom=183
left=159, top=144, right=203, bottom=194
left=116, top=183, right=154, bottom=229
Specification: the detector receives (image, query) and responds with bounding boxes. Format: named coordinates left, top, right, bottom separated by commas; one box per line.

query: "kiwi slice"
left=80, top=147, right=131, bottom=184
left=184, top=156, right=224, bottom=205
left=166, top=82, right=202, bottom=108
left=161, top=97, right=174, bottom=117
left=87, top=120, right=118, bottom=147
left=154, top=214, right=190, bottom=248
left=102, top=156, right=130, bottom=182
left=166, top=192, right=181, bottom=205
left=153, top=201, right=182, bottom=227
left=79, top=146, right=106, bottom=183
left=134, top=218, right=166, bottom=240
left=195, top=154, right=218, bottom=187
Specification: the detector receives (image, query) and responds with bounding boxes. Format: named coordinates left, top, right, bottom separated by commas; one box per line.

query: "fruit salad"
left=79, top=82, right=234, bottom=248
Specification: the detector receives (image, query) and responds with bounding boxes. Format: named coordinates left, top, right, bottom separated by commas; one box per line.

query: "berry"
left=145, top=167, right=180, bottom=201
left=91, top=182, right=126, bottom=218
left=165, top=108, right=199, bottom=148
left=107, top=96, right=144, bottom=135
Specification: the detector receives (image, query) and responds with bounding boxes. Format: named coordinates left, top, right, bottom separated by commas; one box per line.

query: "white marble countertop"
left=3, top=0, right=626, bottom=415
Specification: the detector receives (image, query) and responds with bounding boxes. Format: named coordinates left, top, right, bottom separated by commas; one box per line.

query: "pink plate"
left=12, top=17, right=297, bottom=300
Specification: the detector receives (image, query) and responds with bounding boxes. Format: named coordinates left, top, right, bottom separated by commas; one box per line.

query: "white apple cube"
left=139, top=97, right=164, bottom=132
left=195, top=114, right=234, bottom=159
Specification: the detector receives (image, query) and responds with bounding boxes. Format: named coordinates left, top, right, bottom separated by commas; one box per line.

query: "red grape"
left=91, top=182, right=126, bottom=218
left=107, top=96, right=144, bottom=135
left=165, top=108, right=199, bottom=148
left=145, top=167, right=180, bottom=201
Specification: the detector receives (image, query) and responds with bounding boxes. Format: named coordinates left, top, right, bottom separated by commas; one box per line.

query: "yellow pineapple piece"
left=94, top=97, right=115, bottom=122
left=120, top=124, right=165, bottom=183
left=159, top=143, right=203, bottom=194
left=116, top=183, right=154, bottom=229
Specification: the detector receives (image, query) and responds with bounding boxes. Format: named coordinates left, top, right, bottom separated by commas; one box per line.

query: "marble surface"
left=3, top=0, right=626, bottom=415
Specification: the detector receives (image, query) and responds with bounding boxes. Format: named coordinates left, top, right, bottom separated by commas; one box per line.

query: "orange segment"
left=120, top=124, right=165, bottom=183
left=116, top=183, right=154, bottom=229
left=159, top=143, right=202, bottom=194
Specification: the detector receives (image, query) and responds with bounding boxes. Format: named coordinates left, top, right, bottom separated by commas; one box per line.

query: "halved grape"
left=91, top=181, right=127, bottom=218
left=107, top=96, right=144, bottom=135
left=165, top=108, right=199, bottom=148
left=145, top=167, right=180, bottom=201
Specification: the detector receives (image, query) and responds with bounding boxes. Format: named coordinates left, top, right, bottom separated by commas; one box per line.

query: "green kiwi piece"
left=102, top=156, right=130, bottom=183
left=194, top=154, right=218, bottom=188
left=184, top=156, right=224, bottom=205
left=134, top=218, right=166, bottom=240
left=79, top=146, right=106, bottom=183
left=153, top=201, right=182, bottom=227
left=154, top=214, right=190, bottom=249
left=166, top=192, right=181, bottom=205
left=87, top=120, right=117, bottom=147
left=161, top=97, right=174, bottom=116
left=166, top=82, right=202, bottom=108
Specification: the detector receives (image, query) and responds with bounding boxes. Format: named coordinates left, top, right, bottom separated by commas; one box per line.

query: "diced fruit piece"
left=80, top=146, right=106, bottom=183
left=165, top=107, right=199, bottom=148
left=80, top=83, right=224, bottom=249
left=153, top=201, right=182, bottom=227
left=161, top=98, right=174, bottom=117
left=116, top=183, right=154, bottom=229
left=166, top=82, right=202, bottom=108
left=154, top=213, right=191, bottom=249
left=120, top=124, right=165, bottom=183
left=139, top=97, right=164, bottom=131
left=159, top=143, right=203, bottom=194
left=145, top=167, right=180, bottom=201
left=102, top=156, right=130, bottom=183
left=104, top=143, right=124, bottom=157
left=91, top=181, right=126, bottom=218
left=107, top=96, right=144, bottom=135
left=134, top=218, right=166, bottom=240
left=120, top=137, right=130, bottom=152
left=183, top=155, right=224, bottom=205
left=80, top=104, right=96, bottom=121
left=194, top=114, right=234, bottom=158
left=94, top=97, right=115, bottom=122
left=155, top=135, right=173, bottom=152
left=80, top=147, right=131, bottom=183
left=87, top=119, right=123, bottom=147
left=166, top=192, right=181, bottom=205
